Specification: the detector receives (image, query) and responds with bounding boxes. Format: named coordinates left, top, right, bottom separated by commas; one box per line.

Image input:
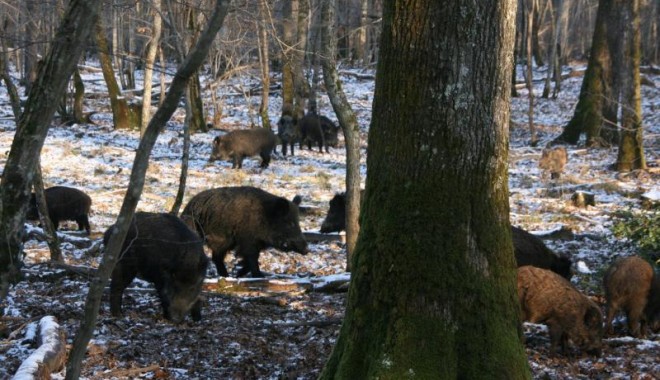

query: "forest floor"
left=1, top=63, right=660, bottom=379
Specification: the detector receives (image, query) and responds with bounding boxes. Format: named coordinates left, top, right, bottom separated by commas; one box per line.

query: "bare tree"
left=141, top=0, right=163, bottom=133
left=320, top=0, right=361, bottom=265
left=0, top=0, right=102, bottom=306
left=65, top=2, right=232, bottom=377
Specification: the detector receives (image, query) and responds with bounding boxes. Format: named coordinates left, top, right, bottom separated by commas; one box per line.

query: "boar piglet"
left=277, top=115, right=299, bottom=156
left=104, top=212, right=209, bottom=323
left=539, top=146, right=568, bottom=179
left=26, top=186, right=92, bottom=234
left=603, top=256, right=660, bottom=337
left=512, top=226, right=572, bottom=280
left=181, top=186, right=307, bottom=278
left=517, top=266, right=603, bottom=356
left=209, top=128, right=276, bottom=169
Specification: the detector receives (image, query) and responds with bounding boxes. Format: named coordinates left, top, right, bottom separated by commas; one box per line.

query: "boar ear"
left=213, top=137, right=220, bottom=146
left=263, top=197, right=291, bottom=220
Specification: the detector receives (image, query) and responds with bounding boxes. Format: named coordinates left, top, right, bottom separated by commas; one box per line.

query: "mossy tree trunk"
left=0, top=0, right=101, bottom=305
left=96, top=21, right=135, bottom=130
left=319, top=1, right=529, bottom=378
left=616, top=0, right=646, bottom=172
left=553, top=0, right=619, bottom=146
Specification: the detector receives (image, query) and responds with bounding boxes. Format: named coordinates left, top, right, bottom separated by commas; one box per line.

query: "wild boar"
left=517, top=265, right=603, bottom=356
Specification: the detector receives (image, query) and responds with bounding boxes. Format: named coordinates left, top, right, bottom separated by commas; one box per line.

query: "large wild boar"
left=512, top=226, right=572, bottom=280
left=26, top=186, right=92, bottom=234
left=603, top=256, right=660, bottom=337
left=104, top=212, right=209, bottom=323
left=517, top=266, right=603, bottom=356
left=181, top=186, right=308, bottom=278
left=209, top=128, right=276, bottom=169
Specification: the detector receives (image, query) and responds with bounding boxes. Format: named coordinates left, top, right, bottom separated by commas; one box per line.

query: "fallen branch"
left=273, top=317, right=343, bottom=328
left=12, top=316, right=66, bottom=380
left=98, top=364, right=161, bottom=378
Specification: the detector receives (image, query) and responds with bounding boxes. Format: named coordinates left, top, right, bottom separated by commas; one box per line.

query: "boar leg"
left=605, top=303, right=619, bottom=335
left=110, top=265, right=139, bottom=316
left=76, top=214, right=91, bottom=234
left=235, top=244, right=263, bottom=278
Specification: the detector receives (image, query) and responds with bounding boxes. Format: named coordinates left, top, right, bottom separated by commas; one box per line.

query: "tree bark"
left=64, top=2, right=231, bottom=377
left=616, top=0, right=646, bottom=172
left=0, top=0, right=101, bottom=305
left=141, top=0, right=162, bottom=134
left=33, top=162, right=62, bottom=262
left=281, top=0, right=296, bottom=116
left=553, top=0, right=619, bottom=146
left=524, top=0, right=538, bottom=146
left=320, top=0, right=529, bottom=378
left=319, top=0, right=361, bottom=268
left=257, top=0, right=271, bottom=129
left=72, top=68, right=85, bottom=123
left=95, top=21, right=134, bottom=130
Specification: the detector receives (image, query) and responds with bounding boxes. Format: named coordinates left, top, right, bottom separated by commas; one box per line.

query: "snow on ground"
left=0, top=62, right=659, bottom=378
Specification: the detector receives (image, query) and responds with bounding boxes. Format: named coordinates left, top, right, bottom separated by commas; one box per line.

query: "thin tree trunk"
left=170, top=88, right=192, bottom=216
left=0, top=39, right=22, bottom=122
left=293, top=0, right=309, bottom=118
left=525, top=0, right=537, bottom=146
left=0, top=0, right=102, bottom=306
left=257, top=0, right=271, bottom=129
left=33, top=161, right=62, bottom=262
left=72, top=68, right=85, bottom=122
left=281, top=0, right=295, bottom=116
left=65, top=2, right=231, bottom=378
left=141, top=0, right=162, bottom=134
left=320, top=0, right=361, bottom=269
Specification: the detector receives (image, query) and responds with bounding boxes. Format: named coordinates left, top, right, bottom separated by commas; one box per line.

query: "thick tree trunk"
left=616, top=0, right=646, bottom=172
left=0, top=0, right=101, bottom=305
left=64, top=3, right=231, bottom=378
left=187, top=73, right=207, bottom=133
left=319, top=0, right=361, bottom=267
left=554, top=0, right=618, bottom=146
left=320, top=1, right=529, bottom=378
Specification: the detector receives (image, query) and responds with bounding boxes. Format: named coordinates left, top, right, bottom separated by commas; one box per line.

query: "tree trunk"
left=320, top=0, right=529, bottom=378
left=616, top=0, right=646, bottom=172
left=293, top=0, right=309, bottom=118
left=0, top=38, right=22, bottom=122
left=553, top=0, right=618, bottom=146
left=64, top=2, right=231, bottom=378
left=141, top=0, right=162, bottom=134
left=186, top=73, right=207, bottom=133
left=0, top=0, right=102, bottom=306
left=257, top=0, right=271, bottom=129
left=72, top=67, right=85, bottom=123
left=95, top=21, right=135, bottom=130
left=281, top=0, right=296, bottom=116
left=33, top=161, right=62, bottom=262
left=170, top=88, right=192, bottom=216
left=525, top=0, right=537, bottom=146
left=319, top=0, right=361, bottom=268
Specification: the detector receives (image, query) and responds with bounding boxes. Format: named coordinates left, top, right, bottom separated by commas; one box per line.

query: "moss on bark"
left=320, top=1, right=530, bottom=378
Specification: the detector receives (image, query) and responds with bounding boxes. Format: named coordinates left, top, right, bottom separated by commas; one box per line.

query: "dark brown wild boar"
left=603, top=256, right=659, bottom=337
left=517, top=265, right=603, bottom=356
